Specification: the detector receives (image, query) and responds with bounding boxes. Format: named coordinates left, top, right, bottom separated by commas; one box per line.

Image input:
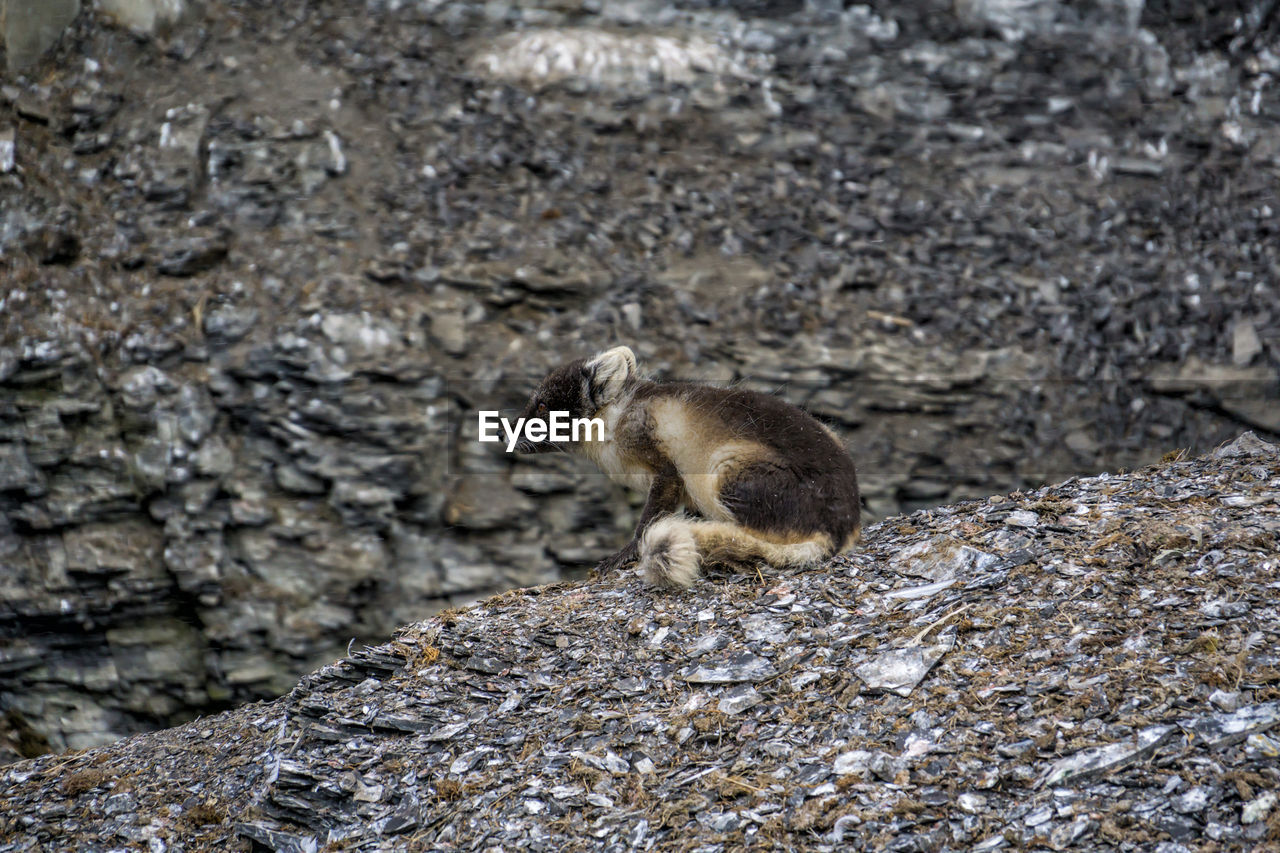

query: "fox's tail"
left=637, top=513, right=850, bottom=588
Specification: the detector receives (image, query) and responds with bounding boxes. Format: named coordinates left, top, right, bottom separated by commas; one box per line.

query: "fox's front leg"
left=594, top=464, right=683, bottom=575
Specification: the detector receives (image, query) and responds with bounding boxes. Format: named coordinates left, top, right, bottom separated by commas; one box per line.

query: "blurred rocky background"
left=1, top=0, right=1277, bottom=759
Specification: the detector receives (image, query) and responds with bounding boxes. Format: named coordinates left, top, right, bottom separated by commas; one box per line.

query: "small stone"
left=430, top=311, right=468, bottom=356
left=1024, top=805, right=1053, bottom=826
left=1246, top=731, right=1280, bottom=757
left=1232, top=320, right=1263, bottom=366
left=469, top=29, right=757, bottom=89
left=626, top=820, right=648, bottom=847
left=685, top=653, right=776, bottom=684
left=718, top=685, right=762, bottom=716
left=275, top=463, right=326, bottom=495
left=1112, top=157, right=1165, bottom=177
left=1181, top=701, right=1280, bottom=748
left=0, top=443, right=42, bottom=494
left=203, top=305, right=259, bottom=342
left=791, top=671, right=821, bottom=691
left=382, top=804, right=419, bottom=834
left=323, top=130, right=347, bottom=176
left=1171, top=787, right=1209, bottom=814
left=1208, top=690, right=1240, bottom=713
left=154, top=230, right=229, bottom=276
left=99, top=0, right=188, bottom=34
left=854, top=634, right=954, bottom=697
left=867, top=752, right=902, bottom=783
left=1214, top=432, right=1276, bottom=458
left=1049, top=817, right=1097, bottom=848
left=997, top=739, right=1035, bottom=758
left=1039, top=725, right=1177, bottom=788
left=1241, top=791, right=1277, bottom=825
left=191, top=438, right=234, bottom=478
left=449, top=748, right=487, bottom=775
left=103, top=792, right=137, bottom=816
left=883, top=577, right=956, bottom=601
left=603, top=750, right=629, bottom=775
left=692, top=632, right=728, bottom=656
left=175, top=385, right=216, bottom=444
left=833, top=750, right=872, bottom=777
left=1005, top=510, right=1039, bottom=528
left=741, top=614, right=789, bottom=644
left=353, top=779, right=384, bottom=803
left=0, top=126, right=14, bottom=173
left=890, top=536, right=1000, bottom=581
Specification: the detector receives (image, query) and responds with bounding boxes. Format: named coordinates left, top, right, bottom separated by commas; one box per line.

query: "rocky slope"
left=1, top=432, right=1278, bottom=851
left=2, top=0, right=1279, bottom=754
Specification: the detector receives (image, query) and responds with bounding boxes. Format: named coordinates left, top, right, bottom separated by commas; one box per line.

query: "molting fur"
left=516, top=346, right=861, bottom=587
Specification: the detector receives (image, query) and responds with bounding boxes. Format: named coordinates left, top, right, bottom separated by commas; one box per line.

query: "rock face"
left=1, top=434, right=1278, bottom=850
left=2, top=0, right=1278, bottom=754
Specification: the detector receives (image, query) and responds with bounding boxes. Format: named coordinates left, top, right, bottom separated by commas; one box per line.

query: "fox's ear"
left=585, top=346, right=637, bottom=408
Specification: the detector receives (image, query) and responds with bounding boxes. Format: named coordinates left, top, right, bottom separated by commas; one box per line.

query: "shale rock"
left=1, top=435, right=1277, bottom=850
left=1, top=0, right=1277, bottom=753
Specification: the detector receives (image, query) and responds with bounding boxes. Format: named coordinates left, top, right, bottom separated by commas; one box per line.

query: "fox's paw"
left=592, top=542, right=639, bottom=576
left=638, top=517, right=701, bottom=589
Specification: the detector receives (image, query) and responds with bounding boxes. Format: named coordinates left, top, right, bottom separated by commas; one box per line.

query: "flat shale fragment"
left=889, top=535, right=1000, bottom=581
left=1180, top=701, right=1280, bottom=748
left=684, top=652, right=777, bottom=684
left=1038, top=724, right=1178, bottom=788
left=854, top=634, right=955, bottom=697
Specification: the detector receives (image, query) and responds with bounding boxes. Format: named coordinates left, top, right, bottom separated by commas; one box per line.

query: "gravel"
left=1, top=0, right=1278, bottom=754
left=1, top=433, right=1277, bottom=850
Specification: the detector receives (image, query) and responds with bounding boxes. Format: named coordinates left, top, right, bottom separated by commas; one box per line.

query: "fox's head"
left=515, top=346, right=637, bottom=453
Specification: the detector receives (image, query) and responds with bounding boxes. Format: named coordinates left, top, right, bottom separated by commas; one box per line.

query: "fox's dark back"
left=655, top=384, right=844, bottom=459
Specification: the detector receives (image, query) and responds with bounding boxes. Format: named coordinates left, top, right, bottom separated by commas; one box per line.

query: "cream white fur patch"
left=586, top=346, right=637, bottom=406
left=639, top=515, right=701, bottom=588
left=579, top=394, right=654, bottom=493
left=638, top=514, right=833, bottom=590
left=647, top=397, right=762, bottom=521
